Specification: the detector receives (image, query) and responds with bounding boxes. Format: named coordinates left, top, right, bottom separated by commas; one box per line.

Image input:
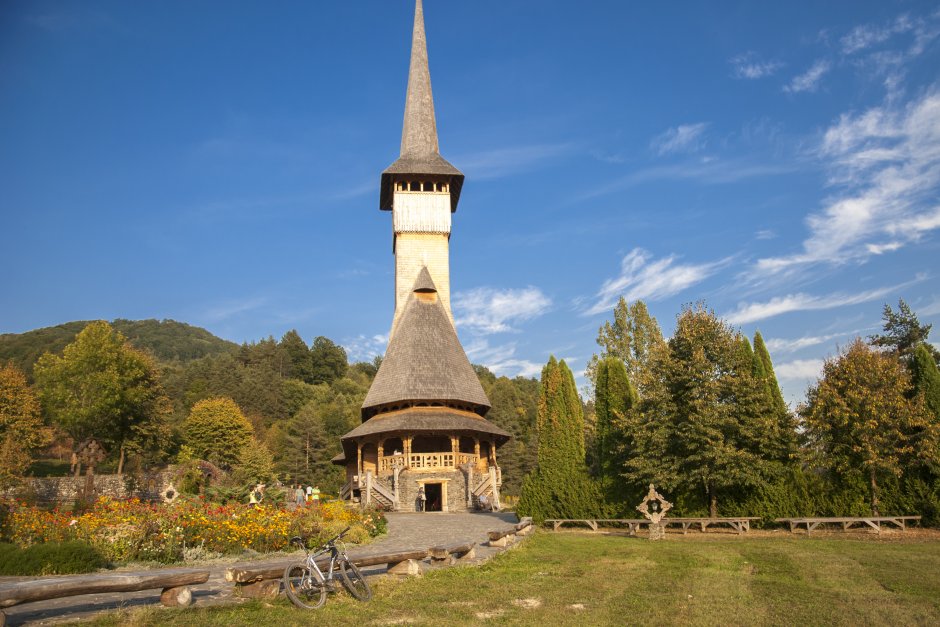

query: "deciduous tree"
left=587, top=298, right=664, bottom=394
left=626, top=305, right=780, bottom=516
left=33, top=321, right=170, bottom=473
left=0, top=363, right=51, bottom=485
left=182, top=397, right=253, bottom=468
left=800, top=339, right=937, bottom=515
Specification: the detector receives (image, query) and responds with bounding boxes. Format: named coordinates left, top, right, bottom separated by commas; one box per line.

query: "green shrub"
left=0, top=541, right=107, bottom=575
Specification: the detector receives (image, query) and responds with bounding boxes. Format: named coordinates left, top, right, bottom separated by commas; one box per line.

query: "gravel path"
left=2, top=511, right=520, bottom=625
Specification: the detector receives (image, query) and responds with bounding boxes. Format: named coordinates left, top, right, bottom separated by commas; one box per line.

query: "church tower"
left=380, top=0, right=464, bottom=335
left=334, top=1, right=509, bottom=513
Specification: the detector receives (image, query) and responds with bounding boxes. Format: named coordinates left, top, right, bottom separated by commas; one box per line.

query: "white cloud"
left=775, top=359, right=825, bottom=381
left=454, top=286, right=551, bottom=334
left=651, top=123, right=709, bottom=156
left=764, top=330, right=860, bottom=354
left=755, top=89, right=940, bottom=274
left=755, top=229, right=777, bottom=240
left=919, top=298, right=940, bottom=317
left=841, top=14, right=915, bottom=55
left=725, top=283, right=912, bottom=325
left=343, top=333, right=388, bottom=362
left=730, top=53, right=783, bottom=79
left=784, top=60, right=831, bottom=93
left=586, top=248, right=727, bottom=316
left=464, top=339, right=542, bottom=379
left=201, top=297, right=266, bottom=323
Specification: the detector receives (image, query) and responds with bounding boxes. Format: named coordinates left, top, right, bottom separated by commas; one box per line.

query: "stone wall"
left=5, top=471, right=173, bottom=505
left=397, top=468, right=468, bottom=513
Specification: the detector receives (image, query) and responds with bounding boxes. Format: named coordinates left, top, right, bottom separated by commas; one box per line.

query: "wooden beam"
left=0, top=569, right=209, bottom=608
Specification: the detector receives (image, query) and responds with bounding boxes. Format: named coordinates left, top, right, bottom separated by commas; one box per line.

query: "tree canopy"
left=182, top=397, right=254, bottom=468
left=0, top=363, right=51, bottom=485
left=33, top=321, right=170, bottom=472
left=800, top=339, right=937, bottom=515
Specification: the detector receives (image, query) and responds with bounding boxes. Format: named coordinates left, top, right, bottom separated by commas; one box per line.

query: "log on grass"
left=226, top=549, right=430, bottom=584
left=429, top=542, right=475, bottom=561
left=0, top=568, right=210, bottom=608
left=160, top=585, right=194, bottom=607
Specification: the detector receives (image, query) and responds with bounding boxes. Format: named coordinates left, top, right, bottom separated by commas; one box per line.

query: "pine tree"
left=279, top=330, right=315, bottom=383
left=870, top=299, right=939, bottom=363
left=594, top=357, right=637, bottom=508
left=183, top=397, right=254, bottom=468
left=0, top=363, right=52, bottom=486
left=518, top=357, right=603, bottom=522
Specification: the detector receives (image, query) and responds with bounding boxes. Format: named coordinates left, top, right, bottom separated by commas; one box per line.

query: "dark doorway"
left=424, top=483, right=443, bottom=512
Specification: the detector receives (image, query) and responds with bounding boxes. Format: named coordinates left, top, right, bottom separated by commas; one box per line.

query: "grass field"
left=97, top=531, right=940, bottom=626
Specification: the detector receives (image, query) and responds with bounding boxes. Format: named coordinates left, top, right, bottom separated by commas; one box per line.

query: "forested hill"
left=0, top=319, right=238, bottom=374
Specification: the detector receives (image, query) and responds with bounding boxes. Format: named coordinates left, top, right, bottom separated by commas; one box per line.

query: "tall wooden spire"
left=400, top=0, right=439, bottom=159
left=380, top=0, right=464, bottom=212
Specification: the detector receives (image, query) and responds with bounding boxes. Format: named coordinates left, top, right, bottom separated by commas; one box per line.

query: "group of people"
left=292, top=484, right=320, bottom=508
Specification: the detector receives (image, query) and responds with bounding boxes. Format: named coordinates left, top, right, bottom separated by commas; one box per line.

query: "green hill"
left=0, top=319, right=238, bottom=374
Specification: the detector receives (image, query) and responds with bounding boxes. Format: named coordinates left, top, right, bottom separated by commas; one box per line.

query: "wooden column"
left=356, top=443, right=363, bottom=482
left=404, top=436, right=412, bottom=467
left=378, top=441, right=385, bottom=473
left=451, top=436, right=458, bottom=454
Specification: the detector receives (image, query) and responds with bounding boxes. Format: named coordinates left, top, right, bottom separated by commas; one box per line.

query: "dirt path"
left=2, top=511, right=519, bottom=625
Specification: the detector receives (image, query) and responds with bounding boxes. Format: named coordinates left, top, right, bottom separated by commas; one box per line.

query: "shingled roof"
left=362, top=267, right=490, bottom=418
left=380, top=0, right=464, bottom=212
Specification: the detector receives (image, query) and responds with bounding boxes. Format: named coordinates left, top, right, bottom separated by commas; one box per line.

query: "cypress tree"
left=594, top=356, right=637, bottom=508
left=518, top=357, right=604, bottom=522
left=911, top=344, right=940, bottom=420
left=754, top=331, right=786, bottom=414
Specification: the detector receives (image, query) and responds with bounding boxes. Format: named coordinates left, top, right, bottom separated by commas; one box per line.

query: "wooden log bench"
left=0, top=568, right=209, bottom=625
left=665, top=517, right=762, bottom=535
left=429, top=542, right=476, bottom=564
left=545, top=517, right=760, bottom=535
left=774, top=516, right=922, bottom=535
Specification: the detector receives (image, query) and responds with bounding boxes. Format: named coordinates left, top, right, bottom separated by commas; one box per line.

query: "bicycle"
left=283, top=527, right=372, bottom=609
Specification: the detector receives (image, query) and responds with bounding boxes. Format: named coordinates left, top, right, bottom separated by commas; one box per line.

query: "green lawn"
left=97, top=531, right=940, bottom=626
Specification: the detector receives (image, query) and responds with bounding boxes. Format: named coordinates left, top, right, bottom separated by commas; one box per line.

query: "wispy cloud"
left=201, top=297, right=267, bottom=323
left=784, top=59, right=831, bottom=93
left=651, top=123, right=709, bottom=156
left=775, top=358, right=825, bottom=381
left=454, top=287, right=551, bottom=334
left=579, top=159, right=794, bottom=201
left=730, top=53, right=784, bottom=79
left=585, top=248, right=728, bottom=316
left=725, top=282, right=918, bottom=325
left=343, top=333, right=388, bottom=362
left=841, top=14, right=915, bottom=55
left=764, top=329, right=866, bottom=354
left=756, top=89, right=940, bottom=274
left=755, top=229, right=777, bottom=240
left=464, top=339, right=542, bottom=378
left=455, top=143, right=573, bottom=180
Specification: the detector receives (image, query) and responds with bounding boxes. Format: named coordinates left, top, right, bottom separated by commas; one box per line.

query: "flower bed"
left=1, top=497, right=385, bottom=564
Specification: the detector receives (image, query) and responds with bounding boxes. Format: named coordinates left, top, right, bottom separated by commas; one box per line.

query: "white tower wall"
left=392, top=188, right=453, bottom=333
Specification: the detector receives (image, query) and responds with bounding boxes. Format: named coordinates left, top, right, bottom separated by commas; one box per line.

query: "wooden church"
left=333, top=0, right=510, bottom=512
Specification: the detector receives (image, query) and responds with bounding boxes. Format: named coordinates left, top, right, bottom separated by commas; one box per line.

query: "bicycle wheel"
left=340, top=558, right=372, bottom=601
left=283, top=562, right=327, bottom=609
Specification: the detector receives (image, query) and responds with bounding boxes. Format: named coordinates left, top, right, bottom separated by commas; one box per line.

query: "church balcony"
left=378, top=452, right=479, bottom=473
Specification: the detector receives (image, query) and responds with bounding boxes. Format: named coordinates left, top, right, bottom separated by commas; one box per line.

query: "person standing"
left=295, top=485, right=305, bottom=507
left=311, top=485, right=320, bottom=508
left=417, top=486, right=426, bottom=512
left=305, top=484, right=313, bottom=504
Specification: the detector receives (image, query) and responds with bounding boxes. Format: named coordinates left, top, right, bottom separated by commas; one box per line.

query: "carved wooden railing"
left=379, top=452, right=479, bottom=472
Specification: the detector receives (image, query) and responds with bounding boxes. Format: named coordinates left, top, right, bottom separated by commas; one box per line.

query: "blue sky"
left=2, top=0, right=939, bottom=407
